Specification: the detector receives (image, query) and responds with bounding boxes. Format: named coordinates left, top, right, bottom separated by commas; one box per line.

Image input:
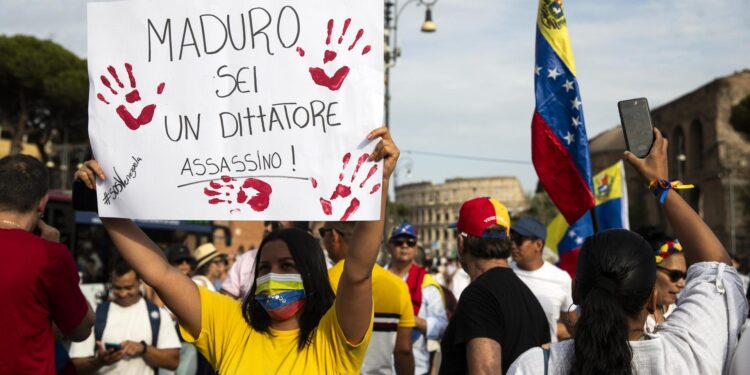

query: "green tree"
left=0, top=34, right=88, bottom=158
left=525, top=190, right=559, bottom=224
left=730, top=94, right=750, bottom=137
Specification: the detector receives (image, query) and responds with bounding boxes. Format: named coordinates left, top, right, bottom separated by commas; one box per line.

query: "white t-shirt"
left=192, top=275, right=216, bottom=292
left=508, top=262, right=748, bottom=375
left=511, top=261, right=573, bottom=342
left=69, top=298, right=181, bottom=374
left=451, top=268, right=471, bottom=300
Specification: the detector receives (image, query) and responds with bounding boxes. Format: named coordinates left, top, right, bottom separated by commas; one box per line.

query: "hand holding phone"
left=96, top=342, right=125, bottom=365
left=618, top=98, right=655, bottom=158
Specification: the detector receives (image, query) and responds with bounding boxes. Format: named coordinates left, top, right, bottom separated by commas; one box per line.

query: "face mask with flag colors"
left=254, top=273, right=306, bottom=321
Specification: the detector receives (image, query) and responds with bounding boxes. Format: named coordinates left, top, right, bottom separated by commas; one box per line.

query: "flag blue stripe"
left=595, top=199, right=625, bottom=230
left=557, top=197, right=627, bottom=255
left=534, top=28, right=593, bottom=190
left=557, top=211, right=594, bottom=255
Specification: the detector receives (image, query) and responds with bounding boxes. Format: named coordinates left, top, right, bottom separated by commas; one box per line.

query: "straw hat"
left=194, top=243, right=220, bottom=270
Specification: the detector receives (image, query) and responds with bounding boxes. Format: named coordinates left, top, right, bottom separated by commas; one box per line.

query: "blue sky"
left=1, top=0, right=749, bottom=194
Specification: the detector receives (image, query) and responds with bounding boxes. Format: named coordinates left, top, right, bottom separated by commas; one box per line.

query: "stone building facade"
left=395, top=176, right=527, bottom=256
left=589, top=69, right=750, bottom=256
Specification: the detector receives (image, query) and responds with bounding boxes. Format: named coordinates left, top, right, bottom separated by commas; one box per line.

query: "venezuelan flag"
left=547, top=161, right=630, bottom=277
left=531, top=0, right=595, bottom=225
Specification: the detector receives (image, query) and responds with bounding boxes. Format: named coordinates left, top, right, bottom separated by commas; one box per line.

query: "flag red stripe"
left=532, top=112, right=595, bottom=224
left=558, top=248, right=580, bottom=279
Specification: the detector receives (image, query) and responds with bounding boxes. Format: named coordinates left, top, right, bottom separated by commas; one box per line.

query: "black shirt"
left=439, top=266, right=550, bottom=374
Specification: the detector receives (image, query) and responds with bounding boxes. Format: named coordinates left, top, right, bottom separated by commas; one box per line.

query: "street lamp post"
left=383, top=0, right=439, bottom=130
left=381, top=0, right=437, bottom=252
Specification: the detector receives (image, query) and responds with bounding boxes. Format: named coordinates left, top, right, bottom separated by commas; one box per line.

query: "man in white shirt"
left=387, top=223, right=449, bottom=375
left=510, top=217, right=576, bottom=342
left=70, top=259, right=181, bottom=374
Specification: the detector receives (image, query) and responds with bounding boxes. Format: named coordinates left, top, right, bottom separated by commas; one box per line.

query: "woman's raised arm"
left=624, top=128, right=730, bottom=266
left=336, top=128, right=400, bottom=343
left=75, top=161, right=202, bottom=337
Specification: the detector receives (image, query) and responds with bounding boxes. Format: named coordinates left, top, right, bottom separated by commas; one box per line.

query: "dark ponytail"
left=572, top=229, right=656, bottom=375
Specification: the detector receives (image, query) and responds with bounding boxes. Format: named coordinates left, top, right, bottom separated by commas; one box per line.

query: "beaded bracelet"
left=648, top=179, right=694, bottom=204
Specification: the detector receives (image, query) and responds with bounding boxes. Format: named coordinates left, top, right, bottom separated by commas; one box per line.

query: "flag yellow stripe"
left=537, top=0, right=577, bottom=76
left=593, top=161, right=624, bottom=205
left=546, top=213, right=569, bottom=255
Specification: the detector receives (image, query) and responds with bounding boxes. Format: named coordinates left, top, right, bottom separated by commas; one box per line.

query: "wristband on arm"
left=648, top=179, right=694, bottom=204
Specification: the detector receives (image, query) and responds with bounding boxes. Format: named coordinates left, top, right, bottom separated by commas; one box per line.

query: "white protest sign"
left=87, top=0, right=384, bottom=221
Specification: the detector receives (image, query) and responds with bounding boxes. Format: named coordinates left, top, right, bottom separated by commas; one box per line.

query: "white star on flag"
left=572, top=116, right=581, bottom=128
left=575, top=236, right=584, bottom=245
left=535, top=65, right=542, bottom=76
left=571, top=97, right=582, bottom=110
left=564, top=131, right=575, bottom=145
left=563, top=80, right=574, bottom=92
left=569, top=231, right=577, bottom=238
left=547, top=67, right=560, bottom=80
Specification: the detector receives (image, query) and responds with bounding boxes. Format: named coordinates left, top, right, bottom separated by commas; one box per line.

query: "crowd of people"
left=2, top=127, right=749, bottom=374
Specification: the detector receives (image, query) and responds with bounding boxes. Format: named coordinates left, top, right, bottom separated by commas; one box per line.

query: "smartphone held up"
left=618, top=97, right=655, bottom=158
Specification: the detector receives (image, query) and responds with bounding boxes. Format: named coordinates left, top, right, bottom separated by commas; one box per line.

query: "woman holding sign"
left=76, top=128, right=399, bottom=374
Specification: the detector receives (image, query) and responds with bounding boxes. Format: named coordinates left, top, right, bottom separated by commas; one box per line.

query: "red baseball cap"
left=451, top=197, right=511, bottom=238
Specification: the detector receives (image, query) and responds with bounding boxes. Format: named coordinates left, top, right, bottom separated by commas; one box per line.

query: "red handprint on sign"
left=297, top=18, right=372, bottom=91
left=96, top=63, right=165, bottom=130
left=312, top=152, right=381, bottom=221
left=203, top=175, right=272, bottom=214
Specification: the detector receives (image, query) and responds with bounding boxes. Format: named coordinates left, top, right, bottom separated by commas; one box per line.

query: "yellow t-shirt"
left=180, top=287, right=372, bottom=375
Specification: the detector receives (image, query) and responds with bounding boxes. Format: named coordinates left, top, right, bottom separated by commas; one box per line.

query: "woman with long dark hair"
left=509, top=129, right=747, bottom=374
left=75, top=128, right=400, bottom=374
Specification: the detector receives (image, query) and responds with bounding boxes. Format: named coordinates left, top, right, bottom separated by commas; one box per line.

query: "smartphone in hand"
left=104, top=342, right=121, bottom=351
left=618, top=98, right=655, bottom=158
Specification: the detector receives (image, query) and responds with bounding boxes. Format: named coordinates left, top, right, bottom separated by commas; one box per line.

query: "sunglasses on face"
left=511, top=235, right=529, bottom=247
left=391, top=238, right=417, bottom=247
left=318, top=227, right=334, bottom=237
left=657, top=266, right=686, bottom=282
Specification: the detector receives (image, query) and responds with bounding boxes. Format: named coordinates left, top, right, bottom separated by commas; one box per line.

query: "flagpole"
left=589, top=206, right=599, bottom=233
